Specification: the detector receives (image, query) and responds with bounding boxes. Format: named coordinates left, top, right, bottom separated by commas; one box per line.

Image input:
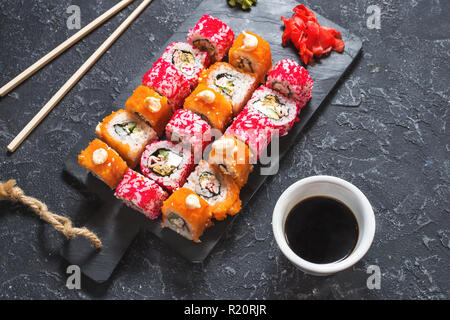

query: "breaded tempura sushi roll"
left=225, top=107, right=275, bottom=160
left=266, top=59, right=313, bottom=109
left=208, top=135, right=254, bottom=188
left=245, top=85, right=299, bottom=137
left=161, top=188, right=212, bottom=242
left=78, top=139, right=128, bottom=189
left=96, top=109, right=157, bottom=168
left=184, top=160, right=241, bottom=221
left=161, top=42, right=210, bottom=89
left=229, top=31, right=273, bottom=84
left=115, top=168, right=168, bottom=220
left=140, top=140, right=194, bottom=192
left=125, top=85, right=173, bottom=138
left=187, top=14, right=235, bottom=63
left=142, top=58, right=191, bottom=110
left=183, top=84, right=233, bottom=132
left=199, top=62, right=258, bottom=115
left=165, top=109, right=213, bottom=159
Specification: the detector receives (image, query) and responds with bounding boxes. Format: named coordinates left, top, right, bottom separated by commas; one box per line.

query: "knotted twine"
left=0, top=179, right=102, bottom=248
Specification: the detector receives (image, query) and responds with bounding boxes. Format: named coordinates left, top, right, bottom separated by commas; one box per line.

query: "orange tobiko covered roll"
left=229, top=31, right=273, bottom=84
left=183, top=84, right=233, bottom=132
left=161, top=188, right=213, bottom=243
left=78, top=139, right=128, bottom=189
left=125, top=85, right=173, bottom=138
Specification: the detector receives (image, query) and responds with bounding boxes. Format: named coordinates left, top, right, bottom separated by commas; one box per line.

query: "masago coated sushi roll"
left=229, top=31, right=273, bottom=84
left=142, top=58, right=191, bottom=110
left=78, top=139, right=128, bottom=189
left=208, top=135, right=254, bottom=188
left=184, top=160, right=241, bottom=221
left=140, top=140, right=194, bottom=192
left=245, top=85, right=299, bottom=137
left=187, top=14, right=235, bottom=63
left=266, top=59, right=313, bottom=109
left=125, top=85, right=173, bottom=138
left=115, top=168, right=168, bottom=220
left=160, top=42, right=210, bottom=89
left=198, top=62, right=258, bottom=115
left=161, top=188, right=212, bottom=243
left=96, top=109, right=157, bottom=168
left=183, top=84, right=233, bottom=132
left=165, top=109, right=213, bottom=160
left=225, top=107, right=275, bottom=160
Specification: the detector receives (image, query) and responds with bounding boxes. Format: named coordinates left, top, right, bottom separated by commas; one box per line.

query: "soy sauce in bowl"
left=284, top=196, right=359, bottom=264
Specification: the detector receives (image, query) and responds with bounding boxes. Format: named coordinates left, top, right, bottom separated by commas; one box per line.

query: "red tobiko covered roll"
left=165, top=109, right=213, bottom=160
left=115, top=168, right=168, bottom=220
left=187, top=14, right=235, bottom=63
left=142, top=58, right=191, bottom=111
left=266, top=59, right=313, bottom=109
left=225, top=107, right=275, bottom=160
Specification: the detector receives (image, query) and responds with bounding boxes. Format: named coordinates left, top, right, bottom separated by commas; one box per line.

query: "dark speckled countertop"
left=0, top=0, right=448, bottom=299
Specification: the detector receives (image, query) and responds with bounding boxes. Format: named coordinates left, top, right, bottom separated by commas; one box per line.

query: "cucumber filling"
left=198, top=172, right=221, bottom=198
left=172, top=49, right=195, bottom=76
left=254, top=94, right=288, bottom=120
left=114, top=122, right=139, bottom=136
left=148, top=148, right=183, bottom=176
left=214, top=73, right=236, bottom=98
left=168, top=212, right=190, bottom=234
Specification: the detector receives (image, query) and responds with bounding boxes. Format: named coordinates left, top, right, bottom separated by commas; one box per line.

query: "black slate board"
left=61, top=0, right=362, bottom=283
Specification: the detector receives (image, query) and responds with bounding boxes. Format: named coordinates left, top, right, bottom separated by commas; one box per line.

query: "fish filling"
left=193, top=39, right=215, bottom=56
left=198, top=172, right=221, bottom=198
left=237, top=57, right=254, bottom=73
left=253, top=94, right=288, bottom=120
left=172, top=49, right=195, bottom=76
left=168, top=212, right=190, bottom=234
left=148, top=148, right=183, bottom=176
left=214, top=73, right=236, bottom=98
left=271, top=81, right=292, bottom=98
left=114, top=122, right=139, bottom=136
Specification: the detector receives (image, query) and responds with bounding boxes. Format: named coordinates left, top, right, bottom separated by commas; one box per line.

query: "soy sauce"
left=284, top=196, right=359, bottom=264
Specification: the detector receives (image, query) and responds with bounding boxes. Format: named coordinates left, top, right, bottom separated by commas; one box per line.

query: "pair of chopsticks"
left=2, top=0, right=153, bottom=152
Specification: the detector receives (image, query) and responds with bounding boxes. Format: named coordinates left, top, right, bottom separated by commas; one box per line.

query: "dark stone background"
left=0, top=0, right=448, bottom=299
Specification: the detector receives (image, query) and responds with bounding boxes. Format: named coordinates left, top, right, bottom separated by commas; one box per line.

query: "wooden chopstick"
left=7, top=0, right=153, bottom=153
left=0, top=0, right=135, bottom=98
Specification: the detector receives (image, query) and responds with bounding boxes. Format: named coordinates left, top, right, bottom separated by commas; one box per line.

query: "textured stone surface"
left=0, top=0, right=449, bottom=299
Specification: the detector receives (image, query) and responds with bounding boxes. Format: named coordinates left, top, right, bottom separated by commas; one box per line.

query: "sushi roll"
left=208, top=135, right=254, bottom=188
left=266, top=59, right=314, bottom=109
left=160, top=42, right=210, bottom=89
left=198, top=62, right=258, bottom=115
left=140, top=140, right=194, bottom=192
left=142, top=58, right=191, bottom=110
left=184, top=160, right=241, bottom=221
left=187, top=14, right=235, bottom=63
left=78, top=139, right=128, bottom=189
left=225, top=107, right=275, bottom=160
left=161, top=188, right=212, bottom=243
left=244, top=85, right=299, bottom=137
left=165, top=109, right=213, bottom=160
left=115, top=168, right=168, bottom=220
left=125, top=85, right=173, bottom=138
left=183, top=84, right=233, bottom=132
left=96, top=109, right=157, bottom=168
left=229, top=31, right=273, bottom=84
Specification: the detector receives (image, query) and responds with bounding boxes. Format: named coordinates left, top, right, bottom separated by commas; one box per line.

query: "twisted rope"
left=0, top=179, right=102, bottom=248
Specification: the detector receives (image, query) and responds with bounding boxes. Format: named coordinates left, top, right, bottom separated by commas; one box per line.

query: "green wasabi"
left=228, top=0, right=257, bottom=10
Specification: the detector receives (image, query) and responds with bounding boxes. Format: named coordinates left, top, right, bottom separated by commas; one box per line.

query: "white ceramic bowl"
left=272, top=176, right=375, bottom=276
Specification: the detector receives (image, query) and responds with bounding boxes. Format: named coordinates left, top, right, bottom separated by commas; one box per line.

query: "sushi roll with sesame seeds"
left=125, top=85, right=173, bottom=138
left=160, top=42, right=210, bottom=89
left=161, top=188, right=213, bottom=243
left=142, top=58, right=191, bottom=111
left=184, top=160, right=241, bottom=221
left=266, top=59, right=313, bottom=109
left=165, top=109, right=213, bottom=161
left=78, top=139, right=128, bottom=189
left=140, top=140, right=194, bottom=193
left=187, top=14, right=235, bottom=63
left=115, top=168, right=168, bottom=220
left=198, top=62, right=258, bottom=115
left=95, top=109, right=157, bottom=168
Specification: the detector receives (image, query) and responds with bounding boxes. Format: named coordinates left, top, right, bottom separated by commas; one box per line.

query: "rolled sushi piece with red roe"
left=165, top=109, right=213, bottom=161
left=115, top=168, right=168, bottom=220
left=160, top=42, right=210, bottom=89
left=140, top=140, right=194, bottom=193
left=187, top=14, right=235, bottom=63
left=225, top=107, right=275, bottom=161
left=142, top=58, right=191, bottom=111
left=266, top=59, right=313, bottom=109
